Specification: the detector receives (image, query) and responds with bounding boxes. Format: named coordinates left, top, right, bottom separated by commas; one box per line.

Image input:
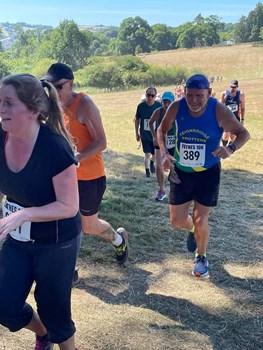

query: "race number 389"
left=2, top=200, right=32, bottom=242
left=179, top=143, right=205, bottom=167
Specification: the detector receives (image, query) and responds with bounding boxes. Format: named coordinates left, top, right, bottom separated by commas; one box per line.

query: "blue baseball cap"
left=162, top=91, right=175, bottom=101
left=185, top=74, right=210, bottom=89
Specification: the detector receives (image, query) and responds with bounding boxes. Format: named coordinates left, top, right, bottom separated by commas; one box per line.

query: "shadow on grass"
left=76, top=149, right=263, bottom=350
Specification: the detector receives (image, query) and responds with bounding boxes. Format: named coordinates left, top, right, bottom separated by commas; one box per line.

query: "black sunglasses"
left=146, top=93, right=155, bottom=98
left=53, top=80, right=70, bottom=91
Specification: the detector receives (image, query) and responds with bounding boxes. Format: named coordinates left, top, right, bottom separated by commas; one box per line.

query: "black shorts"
left=78, top=176, right=106, bottom=216
left=169, top=163, right=221, bottom=207
left=142, top=140, right=155, bottom=155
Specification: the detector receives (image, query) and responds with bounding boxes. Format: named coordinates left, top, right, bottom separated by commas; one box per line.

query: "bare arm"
left=240, top=91, right=245, bottom=123
left=212, top=102, right=250, bottom=158
left=220, top=91, right=226, bottom=104
left=76, top=96, right=107, bottom=162
left=0, top=164, right=79, bottom=240
left=149, top=109, right=160, bottom=146
left=157, top=102, right=178, bottom=170
left=135, top=118, right=140, bottom=142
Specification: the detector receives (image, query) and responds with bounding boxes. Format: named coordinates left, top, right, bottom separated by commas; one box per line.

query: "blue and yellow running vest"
left=173, top=97, right=223, bottom=173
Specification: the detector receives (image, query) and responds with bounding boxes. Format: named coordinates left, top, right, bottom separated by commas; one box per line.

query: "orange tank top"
left=63, top=92, right=105, bottom=180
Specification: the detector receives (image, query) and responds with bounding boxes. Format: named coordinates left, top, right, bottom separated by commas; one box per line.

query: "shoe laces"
left=115, top=241, right=126, bottom=255
left=195, top=255, right=206, bottom=264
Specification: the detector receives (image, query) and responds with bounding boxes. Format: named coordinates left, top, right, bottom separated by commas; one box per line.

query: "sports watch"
left=227, top=143, right=237, bottom=153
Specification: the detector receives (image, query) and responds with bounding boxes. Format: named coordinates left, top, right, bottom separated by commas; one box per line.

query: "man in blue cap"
left=157, top=74, right=250, bottom=278
left=149, top=91, right=175, bottom=201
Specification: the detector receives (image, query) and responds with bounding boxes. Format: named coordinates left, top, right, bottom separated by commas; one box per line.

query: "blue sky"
left=0, top=0, right=260, bottom=27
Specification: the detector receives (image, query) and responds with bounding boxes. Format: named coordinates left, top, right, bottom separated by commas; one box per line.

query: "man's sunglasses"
left=53, top=80, right=70, bottom=91
left=146, top=93, right=155, bottom=98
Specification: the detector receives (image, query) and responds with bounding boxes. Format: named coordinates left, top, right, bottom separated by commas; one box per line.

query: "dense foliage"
left=0, top=3, right=262, bottom=89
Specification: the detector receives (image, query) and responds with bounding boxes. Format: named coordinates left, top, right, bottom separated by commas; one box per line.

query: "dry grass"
left=0, top=44, right=262, bottom=350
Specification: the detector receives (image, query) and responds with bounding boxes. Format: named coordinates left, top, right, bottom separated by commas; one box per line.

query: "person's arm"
left=212, top=102, right=250, bottom=159
left=157, top=102, right=178, bottom=170
left=240, top=91, right=245, bottom=124
left=0, top=164, right=79, bottom=240
left=76, top=95, right=107, bottom=162
left=149, top=109, right=160, bottom=147
left=220, top=91, right=226, bottom=104
left=135, top=116, right=141, bottom=142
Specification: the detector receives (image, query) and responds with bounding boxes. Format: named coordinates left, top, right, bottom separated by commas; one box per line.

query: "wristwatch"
left=228, top=143, right=237, bottom=153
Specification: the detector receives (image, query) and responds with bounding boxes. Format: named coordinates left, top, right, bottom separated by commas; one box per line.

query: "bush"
left=74, top=55, right=189, bottom=90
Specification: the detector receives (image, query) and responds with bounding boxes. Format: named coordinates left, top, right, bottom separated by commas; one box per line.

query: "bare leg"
left=81, top=213, right=119, bottom=242
left=192, top=203, right=211, bottom=256
left=25, top=310, right=47, bottom=336
left=58, top=334, right=76, bottom=350
left=155, top=149, right=165, bottom=192
left=144, top=152, right=151, bottom=170
left=169, top=202, right=193, bottom=230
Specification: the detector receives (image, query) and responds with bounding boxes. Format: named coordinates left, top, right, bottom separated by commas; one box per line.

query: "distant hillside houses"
left=0, top=22, right=52, bottom=49
left=0, top=22, right=113, bottom=49
left=220, top=39, right=236, bottom=45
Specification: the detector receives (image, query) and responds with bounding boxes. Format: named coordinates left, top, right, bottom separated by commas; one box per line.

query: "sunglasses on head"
left=146, top=93, right=155, bottom=98
left=53, top=80, right=70, bottom=91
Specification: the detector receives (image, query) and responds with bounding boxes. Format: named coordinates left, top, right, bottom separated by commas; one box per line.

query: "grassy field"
left=0, top=44, right=263, bottom=350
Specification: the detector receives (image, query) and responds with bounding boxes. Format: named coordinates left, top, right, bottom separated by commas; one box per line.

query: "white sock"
left=112, top=234, right=123, bottom=247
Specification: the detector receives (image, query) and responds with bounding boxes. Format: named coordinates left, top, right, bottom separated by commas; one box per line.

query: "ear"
left=30, top=108, right=40, bottom=120
left=208, top=88, right=212, bottom=96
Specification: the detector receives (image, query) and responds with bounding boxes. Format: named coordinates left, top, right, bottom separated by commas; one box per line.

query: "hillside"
left=0, top=22, right=115, bottom=49
left=142, top=44, right=263, bottom=81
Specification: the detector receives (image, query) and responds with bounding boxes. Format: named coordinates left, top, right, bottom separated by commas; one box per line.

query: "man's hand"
left=212, top=146, right=233, bottom=159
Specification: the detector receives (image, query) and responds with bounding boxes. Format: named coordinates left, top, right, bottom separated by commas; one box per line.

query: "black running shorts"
left=142, top=140, right=155, bottom=155
left=78, top=176, right=106, bottom=216
left=169, top=163, right=221, bottom=207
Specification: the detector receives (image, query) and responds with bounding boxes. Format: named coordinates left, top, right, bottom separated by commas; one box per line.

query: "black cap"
left=230, top=79, right=238, bottom=87
left=42, top=63, right=74, bottom=82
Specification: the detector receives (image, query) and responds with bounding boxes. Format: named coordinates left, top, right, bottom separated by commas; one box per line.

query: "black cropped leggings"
left=0, top=234, right=81, bottom=343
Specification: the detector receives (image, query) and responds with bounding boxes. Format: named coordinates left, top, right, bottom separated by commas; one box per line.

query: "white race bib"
left=228, top=104, right=238, bottom=112
left=179, top=143, right=205, bottom=167
left=2, top=201, right=32, bottom=242
left=144, top=119, right=150, bottom=131
left=166, top=135, right=175, bottom=149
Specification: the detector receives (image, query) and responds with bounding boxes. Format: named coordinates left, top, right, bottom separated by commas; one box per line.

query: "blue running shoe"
left=187, top=232, right=197, bottom=252
left=192, top=255, right=209, bottom=278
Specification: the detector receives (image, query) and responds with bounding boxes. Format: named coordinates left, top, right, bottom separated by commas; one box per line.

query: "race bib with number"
left=143, top=119, right=156, bottom=131
left=228, top=104, right=238, bottom=112
left=144, top=119, right=150, bottom=131
left=179, top=143, right=206, bottom=167
left=2, top=201, right=32, bottom=242
left=166, top=135, right=175, bottom=149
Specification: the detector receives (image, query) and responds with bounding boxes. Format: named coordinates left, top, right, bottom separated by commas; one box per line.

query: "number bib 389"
left=2, top=200, right=33, bottom=242
left=179, top=143, right=205, bottom=167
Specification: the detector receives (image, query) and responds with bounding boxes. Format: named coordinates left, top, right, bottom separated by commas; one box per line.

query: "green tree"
left=150, top=24, right=177, bottom=51
left=176, top=23, right=196, bottom=48
left=10, top=28, right=43, bottom=58
left=0, top=61, right=10, bottom=78
left=234, top=15, right=249, bottom=42
left=117, top=16, right=152, bottom=55
left=48, top=20, right=92, bottom=70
